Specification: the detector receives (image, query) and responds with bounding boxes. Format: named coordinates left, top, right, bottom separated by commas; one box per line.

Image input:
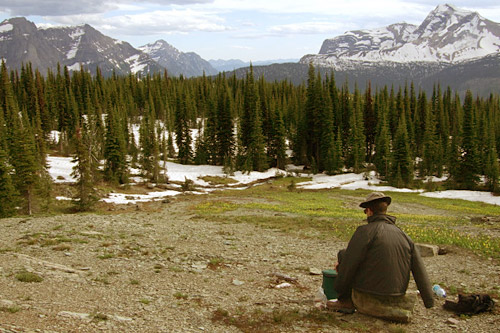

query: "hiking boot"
left=327, top=299, right=356, bottom=314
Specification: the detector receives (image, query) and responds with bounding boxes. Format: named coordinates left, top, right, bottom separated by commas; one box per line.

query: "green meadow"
left=195, top=177, right=500, bottom=259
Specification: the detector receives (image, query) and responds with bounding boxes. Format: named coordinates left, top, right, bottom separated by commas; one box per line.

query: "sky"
left=0, top=1, right=499, bottom=62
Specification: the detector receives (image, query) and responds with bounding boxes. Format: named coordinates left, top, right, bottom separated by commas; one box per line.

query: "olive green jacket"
left=334, top=214, right=434, bottom=308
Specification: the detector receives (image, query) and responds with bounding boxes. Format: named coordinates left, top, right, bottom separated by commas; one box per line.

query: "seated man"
left=332, top=192, right=434, bottom=322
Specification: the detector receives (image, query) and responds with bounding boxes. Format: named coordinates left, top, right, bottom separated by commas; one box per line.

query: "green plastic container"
left=322, top=269, right=338, bottom=300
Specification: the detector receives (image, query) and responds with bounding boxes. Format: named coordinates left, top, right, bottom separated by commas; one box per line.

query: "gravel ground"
left=0, top=195, right=499, bottom=332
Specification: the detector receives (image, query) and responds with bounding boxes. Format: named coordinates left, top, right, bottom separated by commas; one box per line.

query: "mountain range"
left=0, top=4, right=499, bottom=95
left=301, top=4, right=500, bottom=66
left=0, top=17, right=217, bottom=77
left=231, top=4, right=500, bottom=96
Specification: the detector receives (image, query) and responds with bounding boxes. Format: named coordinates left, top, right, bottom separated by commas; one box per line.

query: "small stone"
left=446, top=318, right=460, bottom=325
left=275, top=282, right=292, bottom=289
left=191, top=263, right=207, bottom=270
left=79, top=267, right=91, bottom=271
left=64, top=252, right=72, bottom=256
left=232, top=279, right=244, bottom=286
left=111, top=315, right=133, bottom=322
left=0, top=299, right=15, bottom=307
left=309, top=268, right=322, bottom=275
left=58, top=311, right=91, bottom=320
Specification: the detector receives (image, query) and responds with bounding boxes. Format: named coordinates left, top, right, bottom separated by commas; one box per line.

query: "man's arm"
left=334, top=226, right=371, bottom=300
left=410, top=244, right=434, bottom=308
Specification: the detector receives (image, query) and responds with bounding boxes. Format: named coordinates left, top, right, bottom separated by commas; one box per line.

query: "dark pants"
left=335, top=249, right=351, bottom=301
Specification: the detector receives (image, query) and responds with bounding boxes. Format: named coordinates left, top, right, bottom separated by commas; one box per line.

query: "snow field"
left=47, top=156, right=500, bottom=206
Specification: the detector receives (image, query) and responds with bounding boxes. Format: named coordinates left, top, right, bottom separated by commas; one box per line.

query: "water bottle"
left=432, top=284, right=446, bottom=298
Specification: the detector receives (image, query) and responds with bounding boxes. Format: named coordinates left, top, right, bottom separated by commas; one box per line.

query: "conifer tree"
left=347, top=85, right=366, bottom=173
left=364, top=82, right=376, bottom=162
left=483, top=110, right=499, bottom=192
left=174, top=89, right=192, bottom=165
left=238, top=65, right=267, bottom=172
left=0, top=148, right=18, bottom=217
left=455, top=91, right=480, bottom=189
left=216, top=80, right=234, bottom=167
left=203, top=94, right=218, bottom=164
left=104, top=106, right=129, bottom=184
left=267, top=101, right=287, bottom=169
left=167, top=131, right=176, bottom=158
left=72, top=125, right=98, bottom=211
left=374, top=106, right=391, bottom=179
left=420, top=97, right=439, bottom=177
left=11, top=109, right=39, bottom=215
left=391, top=110, right=413, bottom=187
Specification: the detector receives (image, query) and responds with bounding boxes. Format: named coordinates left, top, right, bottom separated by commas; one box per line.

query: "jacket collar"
left=367, top=214, right=397, bottom=225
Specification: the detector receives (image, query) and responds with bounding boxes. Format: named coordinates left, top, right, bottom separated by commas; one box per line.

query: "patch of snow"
left=125, top=54, right=147, bottom=74
left=0, top=23, right=13, bottom=33
left=101, top=190, right=180, bottom=204
left=47, top=156, right=77, bottom=183
left=69, top=28, right=84, bottom=40
left=46, top=154, right=500, bottom=206
left=50, top=130, right=60, bottom=143
left=67, top=63, right=81, bottom=71
left=422, top=190, right=500, bottom=205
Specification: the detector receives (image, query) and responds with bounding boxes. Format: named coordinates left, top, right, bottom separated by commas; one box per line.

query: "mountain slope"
left=39, top=23, right=163, bottom=75
left=139, top=40, right=217, bottom=78
left=0, top=18, right=216, bottom=78
left=301, top=4, right=500, bottom=67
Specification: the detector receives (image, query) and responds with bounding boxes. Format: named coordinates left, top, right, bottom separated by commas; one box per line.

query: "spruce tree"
left=456, top=90, right=480, bottom=189
left=174, top=89, right=192, bottom=165
left=11, top=109, right=39, bottom=215
left=104, top=106, right=129, bottom=184
left=484, top=112, right=499, bottom=192
left=72, top=125, right=98, bottom=211
left=238, top=65, right=267, bottom=172
left=391, top=110, right=413, bottom=187
left=364, top=82, right=376, bottom=162
left=216, top=80, right=234, bottom=167
left=374, top=106, right=391, bottom=179
left=347, top=85, right=366, bottom=173
left=0, top=148, right=18, bottom=217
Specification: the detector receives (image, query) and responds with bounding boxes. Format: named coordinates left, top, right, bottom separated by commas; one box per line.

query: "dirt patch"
left=0, top=196, right=498, bottom=332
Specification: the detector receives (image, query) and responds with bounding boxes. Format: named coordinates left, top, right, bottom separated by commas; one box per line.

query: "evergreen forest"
left=0, top=61, right=499, bottom=217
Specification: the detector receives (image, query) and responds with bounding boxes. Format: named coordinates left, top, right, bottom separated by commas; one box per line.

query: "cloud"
left=45, top=9, right=228, bottom=35
left=269, top=21, right=348, bottom=35
left=0, top=0, right=214, bottom=16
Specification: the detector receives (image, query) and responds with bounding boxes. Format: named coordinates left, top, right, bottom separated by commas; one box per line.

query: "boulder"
left=416, top=243, right=439, bottom=257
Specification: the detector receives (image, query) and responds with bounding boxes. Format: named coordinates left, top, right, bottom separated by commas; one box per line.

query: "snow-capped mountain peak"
left=139, top=40, right=217, bottom=77
left=302, top=4, right=500, bottom=67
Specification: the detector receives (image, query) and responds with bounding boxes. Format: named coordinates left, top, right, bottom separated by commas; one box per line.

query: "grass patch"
left=174, top=292, right=188, bottom=300
left=168, top=266, right=183, bottom=273
left=139, top=298, right=151, bottom=305
left=0, top=305, right=21, bottom=313
left=195, top=185, right=500, bottom=258
left=15, top=271, right=43, bottom=283
left=130, top=279, right=140, bottom=285
left=199, top=175, right=238, bottom=185
left=97, top=253, right=115, bottom=260
left=92, top=312, right=108, bottom=322
left=212, top=307, right=343, bottom=332
left=208, top=257, right=225, bottom=270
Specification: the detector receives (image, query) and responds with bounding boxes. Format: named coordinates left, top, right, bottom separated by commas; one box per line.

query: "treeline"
left=0, top=61, right=499, bottom=216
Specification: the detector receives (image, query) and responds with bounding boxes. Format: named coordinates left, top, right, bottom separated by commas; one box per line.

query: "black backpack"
left=443, top=294, right=495, bottom=315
